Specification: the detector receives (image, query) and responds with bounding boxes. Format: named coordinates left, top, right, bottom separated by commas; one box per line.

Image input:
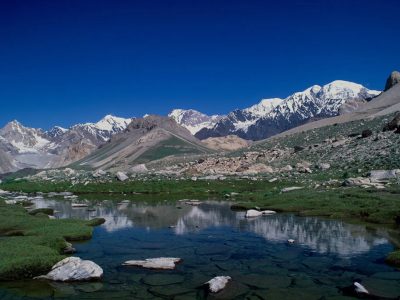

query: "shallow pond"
left=1, top=196, right=400, bottom=299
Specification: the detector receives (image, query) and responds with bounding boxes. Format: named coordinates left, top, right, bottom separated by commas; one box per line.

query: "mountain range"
left=0, top=115, right=132, bottom=173
left=194, top=80, right=380, bottom=140
left=0, top=78, right=389, bottom=174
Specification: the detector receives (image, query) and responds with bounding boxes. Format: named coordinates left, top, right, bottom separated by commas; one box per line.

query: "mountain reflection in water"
left=33, top=198, right=387, bottom=257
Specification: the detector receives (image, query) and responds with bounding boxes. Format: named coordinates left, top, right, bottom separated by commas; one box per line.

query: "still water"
left=1, top=197, right=399, bottom=299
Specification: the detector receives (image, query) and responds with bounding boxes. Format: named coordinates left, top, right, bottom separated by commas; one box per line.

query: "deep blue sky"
left=0, top=0, right=399, bottom=129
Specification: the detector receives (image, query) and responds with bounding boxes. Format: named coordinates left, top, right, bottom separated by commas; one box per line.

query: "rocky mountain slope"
left=168, top=109, right=223, bottom=135
left=73, top=115, right=213, bottom=172
left=0, top=115, right=132, bottom=173
left=195, top=81, right=380, bottom=140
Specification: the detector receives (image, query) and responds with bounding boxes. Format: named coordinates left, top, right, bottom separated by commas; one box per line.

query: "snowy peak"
left=0, top=120, right=51, bottom=154
left=92, top=114, right=132, bottom=132
left=46, top=126, right=68, bottom=139
left=168, top=109, right=223, bottom=135
left=73, top=115, right=133, bottom=142
left=244, top=98, right=283, bottom=117
left=319, top=80, right=380, bottom=100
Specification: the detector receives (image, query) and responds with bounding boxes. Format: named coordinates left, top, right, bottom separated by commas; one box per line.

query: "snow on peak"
left=94, top=114, right=132, bottom=131
left=168, top=109, right=223, bottom=135
left=245, top=98, right=283, bottom=117
left=320, top=80, right=380, bottom=99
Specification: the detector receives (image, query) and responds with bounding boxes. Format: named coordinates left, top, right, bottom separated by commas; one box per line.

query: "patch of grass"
left=386, top=250, right=400, bottom=267
left=0, top=200, right=100, bottom=280
left=28, top=208, right=54, bottom=216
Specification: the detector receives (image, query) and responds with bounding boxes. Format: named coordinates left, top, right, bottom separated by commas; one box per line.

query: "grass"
left=0, top=200, right=104, bottom=280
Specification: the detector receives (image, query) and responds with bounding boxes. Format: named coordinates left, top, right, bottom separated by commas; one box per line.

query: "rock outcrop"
left=384, top=71, right=400, bottom=91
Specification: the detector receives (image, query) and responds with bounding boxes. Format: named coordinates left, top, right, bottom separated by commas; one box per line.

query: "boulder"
left=131, top=164, right=148, bottom=173
left=281, top=186, right=304, bottom=193
left=261, top=210, right=276, bottom=215
left=383, top=113, right=400, bottom=132
left=361, top=129, right=373, bottom=138
left=122, top=257, right=182, bottom=270
left=205, top=276, right=231, bottom=293
left=296, top=162, right=312, bottom=173
left=281, top=165, right=293, bottom=172
left=245, top=209, right=262, bottom=218
left=35, top=257, right=103, bottom=281
left=343, top=177, right=371, bottom=187
left=116, top=172, right=129, bottom=181
left=317, top=163, right=331, bottom=170
left=368, top=169, right=399, bottom=181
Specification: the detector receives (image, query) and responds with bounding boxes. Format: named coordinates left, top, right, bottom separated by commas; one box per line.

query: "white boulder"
left=261, top=210, right=276, bottom=215
left=354, top=282, right=369, bottom=294
left=368, top=169, right=399, bottom=181
left=35, top=257, right=103, bottom=281
left=116, top=172, right=129, bottom=181
left=281, top=186, right=304, bottom=193
left=245, top=209, right=262, bottom=218
left=205, top=276, right=231, bottom=293
left=122, top=257, right=182, bottom=270
left=131, top=164, right=148, bottom=173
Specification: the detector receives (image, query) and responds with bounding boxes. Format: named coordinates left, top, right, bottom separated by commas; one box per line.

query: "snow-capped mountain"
left=0, top=120, right=53, bottom=154
left=195, top=80, right=380, bottom=140
left=168, top=109, right=223, bottom=135
left=0, top=115, right=133, bottom=173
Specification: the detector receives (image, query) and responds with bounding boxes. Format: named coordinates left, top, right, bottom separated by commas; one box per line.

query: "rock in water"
left=261, top=210, right=276, bottom=215
left=205, top=276, right=231, bottom=293
left=384, top=70, right=400, bottom=91
left=354, top=282, right=369, bottom=294
left=116, top=171, right=129, bottom=181
left=245, top=209, right=262, bottom=218
left=35, top=257, right=103, bottom=281
left=122, top=257, right=182, bottom=270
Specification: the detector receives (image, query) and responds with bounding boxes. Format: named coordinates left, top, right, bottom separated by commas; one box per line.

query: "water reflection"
left=33, top=198, right=388, bottom=257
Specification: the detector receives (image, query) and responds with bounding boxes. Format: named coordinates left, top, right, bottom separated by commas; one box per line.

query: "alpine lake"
left=1, top=194, right=400, bottom=300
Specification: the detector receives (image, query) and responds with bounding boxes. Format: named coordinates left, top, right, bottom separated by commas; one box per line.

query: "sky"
left=0, top=0, right=399, bottom=129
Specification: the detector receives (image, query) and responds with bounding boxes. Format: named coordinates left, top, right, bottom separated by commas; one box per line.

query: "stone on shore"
left=122, top=257, right=182, bottom=270
left=35, top=257, right=103, bottom=281
left=281, top=186, right=304, bottom=193
left=116, top=171, right=129, bottom=181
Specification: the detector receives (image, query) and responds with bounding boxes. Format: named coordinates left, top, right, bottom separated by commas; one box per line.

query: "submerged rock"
left=35, top=257, right=103, bottom=281
left=122, top=257, right=182, bottom=270
left=205, top=276, right=231, bottom=293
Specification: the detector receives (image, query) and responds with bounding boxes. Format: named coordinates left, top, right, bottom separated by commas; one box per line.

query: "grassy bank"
left=0, top=200, right=104, bottom=280
left=2, top=179, right=400, bottom=226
